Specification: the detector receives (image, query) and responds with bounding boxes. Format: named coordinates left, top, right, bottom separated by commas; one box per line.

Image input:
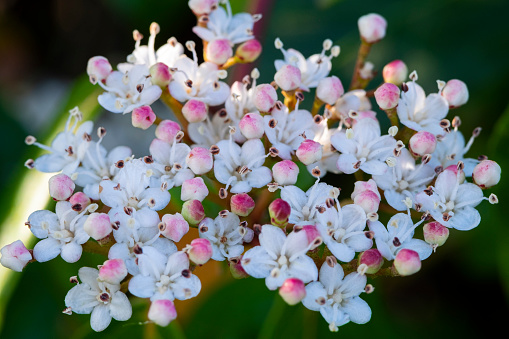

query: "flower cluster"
left=1, top=0, right=501, bottom=333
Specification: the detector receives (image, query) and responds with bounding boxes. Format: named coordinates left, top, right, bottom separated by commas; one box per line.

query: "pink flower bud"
left=148, top=299, right=177, bottom=327
left=188, top=0, right=219, bottom=15
left=182, top=99, right=208, bottom=123
left=186, top=147, right=213, bottom=174
left=253, top=84, right=278, bottom=112
left=473, top=160, right=501, bottom=189
left=69, top=192, right=91, bottom=211
left=316, top=76, right=344, bottom=105
left=239, top=113, right=265, bottom=139
left=83, top=213, right=113, bottom=241
left=230, top=193, right=255, bottom=217
left=394, top=249, right=421, bottom=276
left=235, top=39, right=262, bottom=63
left=298, top=225, right=322, bottom=249
left=268, top=198, right=291, bottom=227
left=155, top=120, right=181, bottom=143
left=351, top=179, right=380, bottom=200
left=274, top=64, right=301, bottom=91
left=132, top=105, right=156, bottom=130
left=229, top=256, right=249, bottom=279
left=358, top=13, right=387, bottom=43
left=358, top=249, right=384, bottom=274
left=48, top=173, right=75, bottom=201
left=354, top=190, right=380, bottom=214
left=87, top=56, right=112, bottom=84
left=423, top=221, right=449, bottom=248
left=181, top=177, right=209, bottom=201
left=206, top=39, right=233, bottom=65
left=98, top=258, right=127, bottom=284
left=149, top=62, right=172, bottom=88
left=441, top=79, right=469, bottom=108
left=382, top=60, right=408, bottom=85
left=272, top=160, right=299, bottom=186
left=279, top=278, right=306, bottom=305
left=296, top=140, right=322, bottom=165
left=160, top=213, right=190, bottom=242
left=374, top=83, right=400, bottom=110
left=186, top=238, right=213, bottom=265
left=0, top=240, right=32, bottom=272
left=409, top=131, right=437, bottom=157
left=181, top=200, right=205, bottom=225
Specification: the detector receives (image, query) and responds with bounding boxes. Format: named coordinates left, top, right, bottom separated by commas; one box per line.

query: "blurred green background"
left=0, top=0, right=508, bottom=338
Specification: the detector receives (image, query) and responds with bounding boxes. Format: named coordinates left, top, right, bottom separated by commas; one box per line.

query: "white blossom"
left=281, top=181, right=334, bottom=226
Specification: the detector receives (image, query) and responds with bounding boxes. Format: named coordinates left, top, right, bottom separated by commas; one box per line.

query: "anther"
left=326, top=256, right=337, bottom=267
left=393, top=237, right=401, bottom=247
left=69, top=276, right=79, bottom=284
left=143, top=155, right=154, bottom=164
left=133, top=244, right=143, bottom=255
left=314, top=115, right=324, bottom=124
left=115, top=160, right=125, bottom=168
left=440, top=119, right=450, bottom=129
left=219, top=188, right=228, bottom=199
left=210, top=145, right=220, bottom=155
left=268, top=119, right=277, bottom=128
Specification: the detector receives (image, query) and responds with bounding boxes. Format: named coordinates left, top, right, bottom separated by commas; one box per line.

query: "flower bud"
left=181, top=177, right=209, bottom=201
left=188, top=0, right=219, bottom=15
left=160, top=213, right=190, bottom=242
left=98, top=258, right=127, bottom=284
left=393, top=249, right=421, bottom=276
left=186, top=238, right=213, bottom=265
left=268, top=198, right=291, bottom=227
left=87, top=56, right=112, bottom=83
left=441, top=79, right=469, bottom=108
left=229, top=256, right=249, bottom=279
left=155, top=120, right=181, bottom=143
left=149, top=62, right=172, bottom=88
left=83, top=213, right=113, bottom=241
left=358, top=249, right=384, bottom=274
left=239, top=113, right=265, bottom=139
left=272, top=160, right=299, bottom=186
left=132, top=105, right=156, bottom=130
left=253, top=84, right=278, bottom=112
left=409, top=131, right=437, bottom=157
left=181, top=200, right=205, bottom=226
left=382, top=60, right=408, bottom=85
left=48, top=173, right=75, bottom=201
left=473, top=160, right=501, bottom=189
left=296, top=140, right=322, bottom=165
left=423, top=221, right=449, bottom=248
left=279, top=278, right=306, bottom=305
left=351, top=179, right=379, bottom=200
left=316, top=76, right=344, bottom=105
left=230, top=193, right=255, bottom=217
left=182, top=99, right=208, bottom=123
left=148, top=299, right=177, bottom=327
left=299, top=225, right=322, bottom=249
left=353, top=190, right=380, bottom=214
left=206, top=38, right=233, bottom=65
left=374, top=83, right=400, bottom=110
left=274, top=64, right=301, bottom=91
left=0, top=240, right=32, bottom=272
left=186, top=147, right=214, bottom=175
left=235, top=39, right=262, bottom=63
left=358, top=13, right=387, bottom=43
left=69, top=192, right=91, bottom=211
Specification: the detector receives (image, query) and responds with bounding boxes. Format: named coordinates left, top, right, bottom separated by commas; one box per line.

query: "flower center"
left=398, top=180, right=409, bottom=190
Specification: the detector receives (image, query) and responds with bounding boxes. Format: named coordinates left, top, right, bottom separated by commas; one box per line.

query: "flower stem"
left=257, top=294, right=286, bottom=339
left=349, top=40, right=372, bottom=90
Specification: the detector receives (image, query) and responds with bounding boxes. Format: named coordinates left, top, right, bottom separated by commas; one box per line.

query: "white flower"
left=198, top=212, right=246, bottom=260
left=433, top=129, right=479, bottom=176
left=281, top=181, right=334, bottom=226
left=149, top=138, right=195, bottom=189
left=188, top=113, right=232, bottom=148
left=241, top=225, right=318, bottom=290
left=306, top=120, right=340, bottom=177
left=224, top=76, right=259, bottom=120
left=332, top=89, right=371, bottom=121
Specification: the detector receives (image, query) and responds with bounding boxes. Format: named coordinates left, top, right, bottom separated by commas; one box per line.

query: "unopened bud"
left=149, top=62, right=172, bottom=87
left=358, top=13, right=387, bottom=43
left=186, top=238, right=213, bottom=265
left=316, top=76, right=344, bottom=105
left=236, top=39, right=262, bottom=63
left=186, top=147, right=214, bottom=174
left=393, top=249, right=421, bottom=276
left=296, top=140, right=322, bottom=165
left=160, top=213, right=190, bottom=242
left=48, top=173, right=75, bottom=201
left=181, top=177, right=209, bottom=201
left=0, top=240, right=32, bottom=272
left=253, top=84, right=278, bottom=112
left=98, top=258, right=127, bottom=284
left=239, top=113, right=265, bottom=139
left=382, top=60, right=408, bottom=85
left=69, top=192, right=91, bottom=211
left=132, top=106, right=156, bottom=130
left=87, top=56, right=112, bottom=84
left=354, top=190, right=380, bottom=214
left=472, top=160, right=501, bottom=189
left=83, top=213, right=113, bottom=241
left=181, top=200, right=205, bottom=225
left=155, top=120, right=181, bottom=143
left=268, top=198, right=291, bottom=227
left=274, top=64, right=301, bottom=91
left=182, top=99, right=208, bottom=123
left=279, top=278, right=306, bottom=305
left=206, top=38, right=233, bottom=65
left=374, top=83, right=400, bottom=110
left=441, top=79, right=469, bottom=108
left=230, top=193, right=255, bottom=217
left=228, top=256, right=249, bottom=279
left=148, top=299, right=177, bottom=327
left=272, top=160, right=299, bottom=186
left=423, top=221, right=449, bottom=249
left=358, top=249, right=384, bottom=274
left=409, top=131, right=437, bottom=157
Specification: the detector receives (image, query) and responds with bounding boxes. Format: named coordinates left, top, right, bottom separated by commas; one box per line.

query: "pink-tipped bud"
left=358, top=249, right=384, bottom=274
left=441, top=79, right=469, bottom=108
left=423, top=221, right=449, bottom=248
left=98, top=258, right=127, bottom=284
left=83, top=213, right=113, bottom=241
left=87, top=56, right=112, bottom=84
left=274, top=64, right=301, bottom=91
left=229, top=256, right=249, bottom=279
left=473, top=160, right=501, bottom=189
left=48, top=173, right=75, bottom=201
left=272, top=160, right=299, bottom=186
left=296, top=140, right=323, bottom=165
left=239, top=113, right=265, bottom=139
left=186, top=147, right=213, bottom=175
left=188, top=0, right=219, bottom=15
left=181, top=177, right=209, bottom=201
left=236, top=39, right=262, bottom=63
left=382, top=60, right=408, bottom=85
left=351, top=179, right=379, bottom=200
left=444, top=165, right=466, bottom=183
left=316, top=76, right=344, bottom=105
left=132, top=105, right=156, bottom=130
left=149, top=62, right=172, bottom=88
left=160, top=213, right=190, bottom=242
left=268, top=198, right=291, bottom=227
left=155, top=120, right=181, bottom=143
left=279, top=278, right=306, bottom=305
left=206, top=39, right=233, bottom=65
left=69, top=192, right=91, bottom=211
left=409, top=131, right=437, bottom=157
left=186, top=238, right=213, bottom=265
left=181, top=200, right=205, bottom=225
left=253, top=84, right=278, bottom=112
left=394, top=249, right=421, bottom=276
left=0, top=240, right=32, bottom=272
left=374, top=83, right=400, bottom=110
left=354, top=190, right=380, bottom=214
left=148, top=299, right=177, bottom=327
left=299, top=225, right=322, bottom=249
left=358, top=13, right=387, bottom=43
left=182, top=99, right=208, bottom=123
left=230, top=193, right=255, bottom=217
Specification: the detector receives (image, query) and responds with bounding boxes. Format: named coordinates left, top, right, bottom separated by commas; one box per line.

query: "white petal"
left=90, top=305, right=112, bottom=332
left=342, top=296, right=371, bottom=324
left=259, top=225, right=286, bottom=256
left=33, top=238, right=61, bottom=262
left=60, top=241, right=83, bottom=263
left=110, top=291, right=133, bottom=321
left=128, top=275, right=156, bottom=298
